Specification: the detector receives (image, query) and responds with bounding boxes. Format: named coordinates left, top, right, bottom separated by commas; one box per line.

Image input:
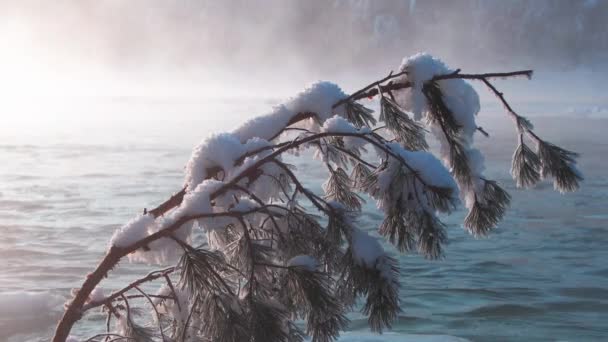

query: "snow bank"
left=0, top=291, right=62, bottom=317
left=0, top=291, right=63, bottom=341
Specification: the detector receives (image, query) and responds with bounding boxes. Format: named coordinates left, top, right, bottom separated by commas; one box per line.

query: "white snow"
left=185, top=82, right=352, bottom=191
left=318, top=115, right=371, bottom=164
left=118, top=186, right=211, bottom=264
left=394, top=53, right=487, bottom=209
left=394, top=53, right=453, bottom=120
left=126, top=216, right=194, bottom=265
left=66, top=337, right=80, bottom=342
left=154, top=284, right=190, bottom=323
left=0, top=291, right=62, bottom=317
left=351, top=228, right=384, bottom=269
left=110, top=214, right=155, bottom=248
left=350, top=228, right=397, bottom=282
left=322, top=115, right=358, bottom=134
left=387, top=142, right=458, bottom=190
left=87, top=286, right=105, bottom=303
left=179, top=179, right=224, bottom=217
left=0, top=291, right=64, bottom=341
left=115, top=315, right=130, bottom=337
left=121, top=181, right=223, bottom=263
left=369, top=142, right=458, bottom=213
left=401, top=53, right=452, bottom=85
left=230, top=198, right=259, bottom=213
left=287, top=255, right=319, bottom=271
left=185, top=135, right=271, bottom=190
left=232, top=81, right=349, bottom=143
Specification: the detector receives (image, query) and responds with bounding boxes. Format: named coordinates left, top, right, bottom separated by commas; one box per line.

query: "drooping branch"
left=61, top=127, right=452, bottom=330
left=54, top=58, right=579, bottom=342
left=480, top=77, right=582, bottom=192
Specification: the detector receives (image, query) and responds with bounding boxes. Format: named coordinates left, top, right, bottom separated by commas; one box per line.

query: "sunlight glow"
left=0, top=20, right=55, bottom=97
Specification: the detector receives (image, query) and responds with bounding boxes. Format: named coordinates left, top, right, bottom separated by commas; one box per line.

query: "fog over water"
left=1, top=0, right=607, bottom=97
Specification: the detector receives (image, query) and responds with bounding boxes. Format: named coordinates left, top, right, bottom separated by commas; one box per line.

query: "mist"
left=1, top=0, right=607, bottom=98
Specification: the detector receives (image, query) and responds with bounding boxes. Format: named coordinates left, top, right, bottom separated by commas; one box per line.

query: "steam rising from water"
left=1, top=0, right=607, bottom=97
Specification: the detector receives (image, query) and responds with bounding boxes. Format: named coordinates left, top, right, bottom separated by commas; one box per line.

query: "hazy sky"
left=0, top=0, right=606, bottom=98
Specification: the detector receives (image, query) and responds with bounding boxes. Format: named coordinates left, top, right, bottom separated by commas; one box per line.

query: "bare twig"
left=134, top=286, right=166, bottom=341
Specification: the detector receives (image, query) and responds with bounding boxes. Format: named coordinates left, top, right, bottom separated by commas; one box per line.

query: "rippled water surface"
left=1, top=98, right=607, bottom=341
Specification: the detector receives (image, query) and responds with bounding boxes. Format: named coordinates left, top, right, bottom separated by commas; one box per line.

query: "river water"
left=1, top=96, right=607, bottom=341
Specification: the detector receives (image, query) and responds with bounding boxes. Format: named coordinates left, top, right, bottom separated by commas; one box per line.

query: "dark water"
left=1, top=98, right=607, bottom=341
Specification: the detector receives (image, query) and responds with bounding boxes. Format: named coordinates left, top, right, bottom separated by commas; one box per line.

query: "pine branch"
left=280, top=266, right=348, bottom=342
left=55, top=60, right=583, bottom=342
left=147, top=71, right=533, bottom=220
left=511, top=135, right=542, bottom=188
left=379, top=95, right=428, bottom=151
left=464, top=180, right=511, bottom=236
left=323, top=165, right=365, bottom=211
left=537, top=140, right=583, bottom=192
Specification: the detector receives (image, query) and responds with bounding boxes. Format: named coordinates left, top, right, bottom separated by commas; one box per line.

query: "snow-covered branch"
left=54, top=53, right=581, bottom=342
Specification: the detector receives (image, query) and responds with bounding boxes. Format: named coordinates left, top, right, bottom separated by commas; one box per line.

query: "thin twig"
left=134, top=286, right=166, bottom=341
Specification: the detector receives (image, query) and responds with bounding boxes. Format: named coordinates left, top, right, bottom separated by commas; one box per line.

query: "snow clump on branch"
left=232, top=81, right=349, bottom=142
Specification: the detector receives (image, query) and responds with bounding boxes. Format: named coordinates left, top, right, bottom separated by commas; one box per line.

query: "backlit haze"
left=1, top=0, right=607, bottom=105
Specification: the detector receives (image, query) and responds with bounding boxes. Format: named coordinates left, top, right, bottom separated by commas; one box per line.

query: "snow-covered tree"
left=53, top=53, right=582, bottom=342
